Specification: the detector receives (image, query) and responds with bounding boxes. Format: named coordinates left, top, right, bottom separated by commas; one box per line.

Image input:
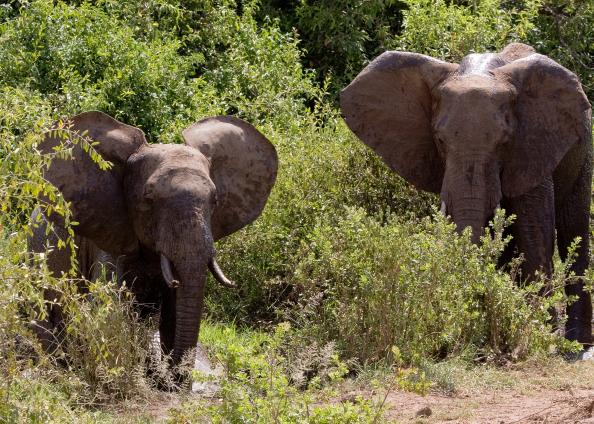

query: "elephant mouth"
left=159, top=252, right=236, bottom=289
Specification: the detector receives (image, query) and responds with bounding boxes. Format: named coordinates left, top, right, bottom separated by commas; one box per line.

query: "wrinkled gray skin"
left=29, top=111, right=278, bottom=371
left=341, top=43, right=593, bottom=345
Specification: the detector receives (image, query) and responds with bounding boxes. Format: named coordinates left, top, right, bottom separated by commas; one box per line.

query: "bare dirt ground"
left=363, top=358, right=594, bottom=423
left=115, top=357, right=594, bottom=423
left=381, top=387, right=594, bottom=423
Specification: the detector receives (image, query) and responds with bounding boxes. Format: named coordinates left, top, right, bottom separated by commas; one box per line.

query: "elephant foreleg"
left=496, top=207, right=517, bottom=271
left=555, top=160, right=593, bottom=345
left=28, top=208, right=72, bottom=353
left=28, top=208, right=117, bottom=353
left=504, top=177, right=555, bottom=283
left=159, top=286, right=176, bottom=357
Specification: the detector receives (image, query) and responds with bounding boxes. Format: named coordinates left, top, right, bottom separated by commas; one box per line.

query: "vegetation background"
left=0, top=0, right=592, bottom=422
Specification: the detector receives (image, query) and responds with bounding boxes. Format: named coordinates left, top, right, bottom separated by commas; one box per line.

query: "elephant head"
left=40, top=111, right=278, bottom=364
left=340, top=43, right=591, bottom=242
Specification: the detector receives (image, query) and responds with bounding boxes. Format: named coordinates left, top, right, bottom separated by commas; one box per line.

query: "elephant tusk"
left=208, top=257, right=236, bottom=288
left=440, top=201, right=447, bottom=216
left=160, top=254, right=180, bottom=289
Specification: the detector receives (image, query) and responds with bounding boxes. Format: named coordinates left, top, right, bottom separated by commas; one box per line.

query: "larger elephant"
left=340, top=43, right=592, bottom=345
left=29, top=111, right=278, bottom=370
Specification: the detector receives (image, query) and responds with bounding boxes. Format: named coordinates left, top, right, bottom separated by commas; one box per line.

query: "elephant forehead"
left=148, top=166, right=214, bottom=194
left=438, top=75, right=516, bottom=101
left=434, top=77, right=515, bottom=136
left=150, top=144, right=209, bottom=165
left=129, top=144, right=210, bottom=175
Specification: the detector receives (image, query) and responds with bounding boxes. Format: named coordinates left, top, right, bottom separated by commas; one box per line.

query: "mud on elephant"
left=29, top=111, right=278, bottom=375
left=341, top=43, right=593, bottom=345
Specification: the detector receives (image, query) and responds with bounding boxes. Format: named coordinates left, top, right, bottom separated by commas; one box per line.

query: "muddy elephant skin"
left=29, top=111, right=278, bottom=369
left=341, top=43, right=593, bottom=345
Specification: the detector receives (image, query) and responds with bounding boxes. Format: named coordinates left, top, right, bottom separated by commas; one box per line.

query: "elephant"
left=340, top=42, right=593, bottom=346
left=29, top=111, right=278, bottom=374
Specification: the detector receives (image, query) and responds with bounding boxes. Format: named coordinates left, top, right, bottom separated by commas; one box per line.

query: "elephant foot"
left=147, top=331, right=189, bottom=391
left=564, top=346, right=594, bottom=362
left=564, top=318, right=593, bottom=346
left=147, top=332, right=222, bottom=393
left=191, top=342, right=222, bottom=396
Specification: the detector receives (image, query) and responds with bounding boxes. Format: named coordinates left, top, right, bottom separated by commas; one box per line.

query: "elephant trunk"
left=169, top=256, right=235, bottom=365
left=451, top=204, right=489, bottom=244
left=441, top=157, right=502, bottom=244
left=171, top=262, right=207, bottom=366
left=157, top=213, right=216, bottom=367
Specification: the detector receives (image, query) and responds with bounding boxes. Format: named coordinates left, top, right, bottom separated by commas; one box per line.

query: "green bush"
left=208, top=120, right=434, bottom=324
left=49, top=0, right=325, bottom=127
left=0, top=377, right=112, bottom=424
left=257, top=0, right=405, bottom=94
left=0, top=0, right=201, bottom=140
left=256, top=0, right=594, bottom=104
left=286, top=209, right=572, bottom=364
left=392, top=0, right=540, bottom=61
left=210, top=119, right=570, bottom=365
left=201, top=13, right=323, bottom=128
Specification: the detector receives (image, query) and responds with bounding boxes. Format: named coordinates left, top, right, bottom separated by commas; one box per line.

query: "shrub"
left=0, top=377, right=114, bottom=424
left=201, top=12, right=323, bottom=128
left=391, top=0, right=541, bottom=61
left=209, top=119, right=571, bottom=366
left=257, top=0, right=405, bottom=94
left=52, top=0, right=325, bottom=128
left=286, top=209, right=572, bottom=364
left=0, top=0, right=200, bottom=140
left=207, top=120, right=435, bottom=324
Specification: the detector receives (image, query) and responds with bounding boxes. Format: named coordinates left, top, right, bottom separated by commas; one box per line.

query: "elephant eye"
left=137, top=195, right=153, bottom=213
left=435, top=137, right=448, bottom=157
left=141, top=185, right=155, bottom=207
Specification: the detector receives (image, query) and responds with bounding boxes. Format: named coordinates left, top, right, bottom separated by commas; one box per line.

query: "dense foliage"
left=0, top=0, right=592, bottom=421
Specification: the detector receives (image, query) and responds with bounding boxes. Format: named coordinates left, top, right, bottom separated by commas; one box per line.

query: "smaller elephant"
left=29, top=111, right=278, bottom=374
left=341, top=43, right=593, bottom=345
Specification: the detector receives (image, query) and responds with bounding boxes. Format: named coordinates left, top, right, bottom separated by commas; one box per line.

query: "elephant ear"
left=182, top=116, right=278, bottom=240
left=40, top=111, right=146, bottom=254
left=494, top=54, right=592, bottom=197
left=340, top=51, right=458, bottom=193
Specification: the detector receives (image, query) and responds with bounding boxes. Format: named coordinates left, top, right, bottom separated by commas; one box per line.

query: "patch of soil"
left=382, top=388, right=594, bottom=423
